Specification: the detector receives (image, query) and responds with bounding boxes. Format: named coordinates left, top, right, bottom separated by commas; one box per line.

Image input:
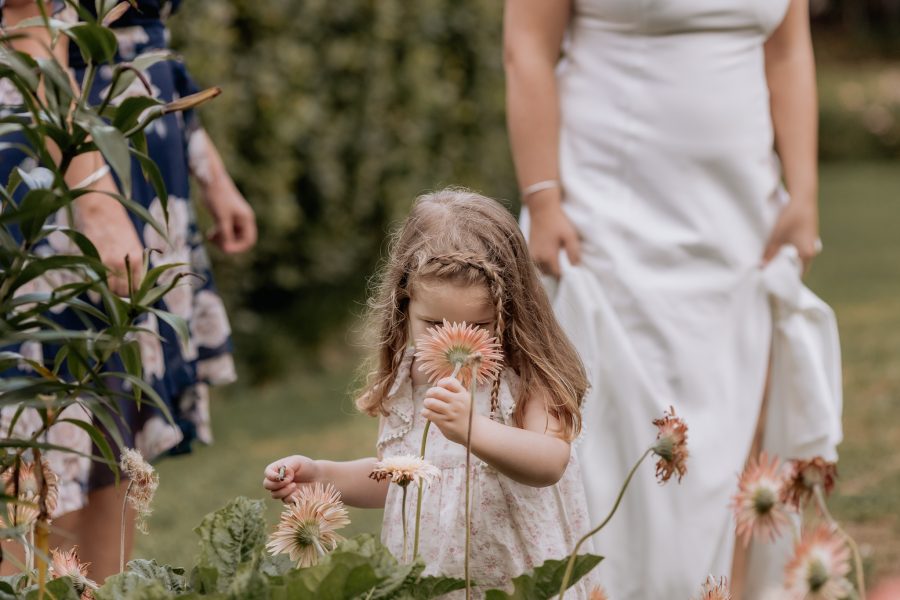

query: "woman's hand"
left=263, top=455, right=321, bottom=502
left=203, top=181, right=257, bottom=254
left=527, top=190, right=581, bottom=278
left=76, top=199, right=144, bottom=296
left=761, top=197, right=820, bottom=272
left=421, top=377, right=474, bottom=446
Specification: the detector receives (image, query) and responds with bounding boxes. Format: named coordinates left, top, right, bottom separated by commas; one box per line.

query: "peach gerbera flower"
left=695, top=576, right=732, bottom=600
left=369, top=454, right=441, bottom=488
left=781, top=457, right=838, bottom=511
left=0, top=459, right=59, bottom=530
left=784, top=525, right=852, bottom=600
left=589, top=586, right=610, bottom=600
left=651, top=406, right=689, bottom=484
left=414, top=320, right=503, bottom=388
left=50, top=547, right=98, bottom=598
left=732, top=452, right=790, bottom=546
left=120, top=448, right=159, bottom=534
left=266, top=482, right=350, bottom=568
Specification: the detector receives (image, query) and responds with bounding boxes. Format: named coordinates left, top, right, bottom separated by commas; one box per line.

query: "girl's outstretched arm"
left=423, top=379, right=571, bottom=487
left=263, top=456, right=389, bottom=508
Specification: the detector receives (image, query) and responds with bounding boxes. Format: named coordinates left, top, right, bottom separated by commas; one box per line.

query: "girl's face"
left=408, top=278, right=495, bottom=345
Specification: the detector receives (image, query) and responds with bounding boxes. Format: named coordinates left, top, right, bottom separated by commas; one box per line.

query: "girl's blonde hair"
left=357, top=188, right=587, bottom=441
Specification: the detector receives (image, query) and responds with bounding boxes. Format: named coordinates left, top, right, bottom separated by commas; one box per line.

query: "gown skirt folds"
left=524, top=1, right=844, bottom=597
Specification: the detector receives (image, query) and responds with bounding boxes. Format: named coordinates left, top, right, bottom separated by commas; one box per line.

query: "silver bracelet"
left=521, top=179, right=560, bottom=200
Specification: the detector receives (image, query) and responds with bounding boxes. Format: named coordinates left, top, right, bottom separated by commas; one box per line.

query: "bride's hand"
left=761, top=196, right=820, bottom=273
left=527, top=190, right=581, bottom=278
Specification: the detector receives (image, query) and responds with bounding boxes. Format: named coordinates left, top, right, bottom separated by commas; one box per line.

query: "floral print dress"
left=0, top=0, right=235, bottom=513
left=378, top=349, right=599, bottom=599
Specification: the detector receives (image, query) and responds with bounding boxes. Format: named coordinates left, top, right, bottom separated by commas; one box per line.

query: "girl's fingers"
left=436, top=377, right=465, bottom=393
left=271, top=483, right=297, bottom=500
left=422, top=397, right=449, bottom=415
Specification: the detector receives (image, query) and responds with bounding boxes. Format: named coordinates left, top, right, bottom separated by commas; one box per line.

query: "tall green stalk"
left=463, top=364, right=478, bottom=600
left=413, top=361, right=463, bottom=560
left=558, top=448, right=653, bottom=599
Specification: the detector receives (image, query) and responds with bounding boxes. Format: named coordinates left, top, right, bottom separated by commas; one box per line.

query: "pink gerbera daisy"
left=784, top=525, right=852, bottom=600
left=732, top=452, right=791, bottom=546
left=414, top=320, right=503, bottom=388
left=651, top=406, right=689, bottom=484
left=266, top=482, right=350, bottom=568
left=695, top=576, right=732, bottom=600
left=50, top=547, right=98, bottom=598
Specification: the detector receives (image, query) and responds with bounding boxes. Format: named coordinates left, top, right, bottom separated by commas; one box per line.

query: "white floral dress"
left=379, top=349, right=599, bottom=599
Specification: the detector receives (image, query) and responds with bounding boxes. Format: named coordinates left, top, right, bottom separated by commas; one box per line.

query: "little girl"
left=263, top=189, right=597, bottom=597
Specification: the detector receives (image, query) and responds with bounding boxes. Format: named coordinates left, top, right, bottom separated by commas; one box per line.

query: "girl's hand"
left=527, top=190, right=581, bottom=278
left=761, top=197, right=820, bottom=273
left=263, top=455, right=321, bottom=502
left=422, top=377, right=473, bottom=445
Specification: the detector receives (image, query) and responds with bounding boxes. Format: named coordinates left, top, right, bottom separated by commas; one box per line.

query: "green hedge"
left=171, top=0, right=518, bottom=378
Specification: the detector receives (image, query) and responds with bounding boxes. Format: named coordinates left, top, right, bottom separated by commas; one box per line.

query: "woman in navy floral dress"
left=0, top=0, right=256, bottom=578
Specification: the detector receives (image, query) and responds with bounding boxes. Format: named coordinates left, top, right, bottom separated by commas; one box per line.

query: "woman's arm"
left=762, top=0, right=820, bottom=270
left=263, top=455, right=389, bottom=509
left=187, top=129, right=257, bottom=254
left=4, top=2, right=145, bottom=294
left=503, top=0, right=580, bottom=278
left=423, top=379, right=571, bottom=487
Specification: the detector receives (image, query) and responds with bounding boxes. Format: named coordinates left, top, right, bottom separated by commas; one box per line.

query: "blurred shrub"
left=170, top=0, right=517, bottom=379
left=819, top=63, right=900, bottom=161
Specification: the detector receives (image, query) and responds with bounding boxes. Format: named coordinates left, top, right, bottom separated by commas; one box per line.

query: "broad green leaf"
left=105, top=53, right=169, bottom=107
left=0, top=47, right=39, bottom=90
left=131, top=149, right=168, bottom=217
left=120, top=339, right=143, bottom=386
left=65, top=23, right=118, bottom=65
left=194, top=497, right=267, bottom=590
left=483, top=554, right=603, bottom=600
left=188, top=566, right=218, bottom=594
left=225, top=560, right=270, bottom=600
left=24, top=577, right=80, bottom=600
left=95, top=572, right=175, bottom=600
left=404, top=575, right=468, bottom=599
left=125, top=559, right=187, bottom=593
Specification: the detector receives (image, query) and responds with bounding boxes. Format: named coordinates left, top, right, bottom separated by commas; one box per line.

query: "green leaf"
left=188, top=566, right=218, bottom=594
left=24, top=577, right=80, bottom=600
left=0, top=47, right=39, bottom=90
left=225, top=560, right=270, bottom=600
left=404, top=575, right=467, bottom=599
left=131, top=149, right=168, bottom=216
left=105, top=51, right=170, bottom=106
left=80, top=114, right=131, bottom=193
left=36, top=57, right=75, bottom=120
left=120, top=339, right=143, bottom=386
left=58, top=418, right=117, bottom=470
left=65, top=23, right=118, bottom=64
left=483, top=554, right=604, bottom=600
left=112, top=96, right=163, bottom=132
left=125, top=559, right=187, bottom=593
left=194, top=497, right=267, bottom=591
left=95, top=572, right=175, bottom=600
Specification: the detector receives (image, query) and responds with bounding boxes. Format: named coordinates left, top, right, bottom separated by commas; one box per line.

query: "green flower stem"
left=120, top=479, right=134, bottom=574
left=559, top=447, right=653, bottom=600
left=413, top=361, right=463, bottom=560
left=464, top=370, right=477, bottom=600
left=401, top=484, right=409, bottom=563
left=813, top=485, right=866, bottom=600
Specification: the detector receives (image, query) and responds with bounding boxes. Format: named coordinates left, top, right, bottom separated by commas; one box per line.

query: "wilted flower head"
left=120, top=448, right=159, bottom=534
left=732, top=452, right=790, bottom=546
left=50, top=547, right=98, bottom=598
left=589, top=586, right=609, bottom=600
left=0, top=459, right=59, bottom=530
left=781, top=457, right=838, bottom=511
left=695, top=576, right=732, bottom=600
left=414, top=320, right=503, bottom=388
left=784, top=525, right=852, bottom=600
left=651, top=406, right=689, bottom=484
left=266, top=482, right=350, bottom=568
left=369, top=454, right=441, bottom=488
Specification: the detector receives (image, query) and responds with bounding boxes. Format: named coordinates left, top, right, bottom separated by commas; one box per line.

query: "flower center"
left=295, top=520, right=322, bottom=548
left=751, top=486, right=776, bottom=514
left=653, top=437, right=675, bottom=461
left=445, top=347, right=474, bottom=369
left=806, top=558, right=829, bottom=591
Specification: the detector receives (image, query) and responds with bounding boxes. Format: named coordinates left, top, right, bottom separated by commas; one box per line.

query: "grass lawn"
left=135, top=161, right=900, bottom=583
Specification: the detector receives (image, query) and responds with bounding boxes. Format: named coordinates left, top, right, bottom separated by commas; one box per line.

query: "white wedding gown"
left=529, top=1, right=844, bottom=597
